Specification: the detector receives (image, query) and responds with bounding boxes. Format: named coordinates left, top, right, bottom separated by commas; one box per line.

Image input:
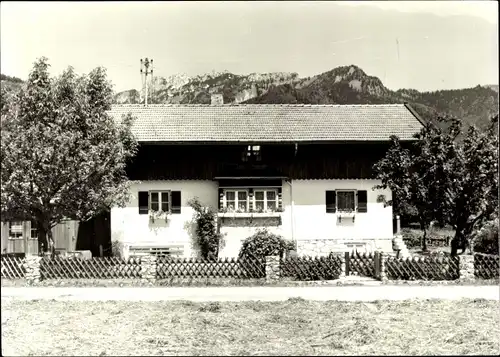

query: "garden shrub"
left=401, top=228, right=421, bottom=248
left=239, top=229, right=292, bottom=259
left=472, top=218, right=499, bottom=255
left=188, top=198, right=223, bottom=260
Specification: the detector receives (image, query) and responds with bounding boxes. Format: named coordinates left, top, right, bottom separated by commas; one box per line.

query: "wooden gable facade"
left=126, top=142, right=392, bottom=181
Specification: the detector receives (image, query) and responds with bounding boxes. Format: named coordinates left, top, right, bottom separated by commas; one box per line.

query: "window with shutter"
left=326, top=191, right=336, bottom=213
left=357, top=190, right=368, bottom=213
left=138, top=191, right=149, bottom=215
left=171, top=191, right=181, bottom=214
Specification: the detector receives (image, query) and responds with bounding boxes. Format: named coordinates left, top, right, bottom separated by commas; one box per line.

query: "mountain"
left=2, top=66, right=498, bottom=131
left=484, top=85, right=499, bottom=93
left=121, top=71, right=300, bottom=105
left=112, top=65, right=497, bottom=130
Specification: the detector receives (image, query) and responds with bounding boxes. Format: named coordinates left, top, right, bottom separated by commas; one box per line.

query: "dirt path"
left=2, top=285, right=499, bottom=302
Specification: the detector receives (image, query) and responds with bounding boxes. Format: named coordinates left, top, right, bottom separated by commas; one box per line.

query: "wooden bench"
left=128, top=244, right=184, bottom=258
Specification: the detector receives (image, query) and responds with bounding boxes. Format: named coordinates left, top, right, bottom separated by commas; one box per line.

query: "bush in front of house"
left=188, top=197, right=223, bottom=261
left=472, top=218, right=499, bottom=255
left=239, top=229, right=291, bottom=259
left=401, top=228, right=421, bottom=249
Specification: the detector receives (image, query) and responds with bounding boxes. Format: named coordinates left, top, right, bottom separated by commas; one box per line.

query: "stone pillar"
left=265, top=256, right=280, bottom=282
left=140, top=255, right=157, bottom=283
left=396, top=215, right=401, bottom=234
left=459, top=254, right=475, bottom=282
left=25, top=256, right=42, bottom=284
left=379, top=252, right=388, bottom=282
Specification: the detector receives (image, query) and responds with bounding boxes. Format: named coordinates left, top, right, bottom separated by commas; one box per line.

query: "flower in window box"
left=149, top=209, right=170, bottom=223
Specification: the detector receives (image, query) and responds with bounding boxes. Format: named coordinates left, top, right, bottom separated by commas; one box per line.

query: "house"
left=108, top=98, right=424, bottom=259
left=1, top=220, right=79, bottom=255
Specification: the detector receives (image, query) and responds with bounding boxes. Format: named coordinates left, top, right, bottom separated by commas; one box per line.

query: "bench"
left=128, top=244, right=185, bottom=258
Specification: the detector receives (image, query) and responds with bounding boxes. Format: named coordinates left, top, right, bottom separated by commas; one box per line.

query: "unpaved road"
left=1, top=285, right=499, bottom=302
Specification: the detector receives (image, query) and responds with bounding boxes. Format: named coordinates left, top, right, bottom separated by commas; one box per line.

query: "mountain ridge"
left=1, top=65, right=498, bottom=131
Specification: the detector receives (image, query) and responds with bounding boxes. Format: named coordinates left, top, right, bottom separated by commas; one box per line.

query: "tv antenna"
left=140, top=58, right=154, bottom=106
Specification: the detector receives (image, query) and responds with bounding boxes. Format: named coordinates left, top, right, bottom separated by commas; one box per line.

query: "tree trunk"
left=37, top=227, right=48, bottom=254
left=47, top=228, right=55, bottom=256
left=451, top=230, right=464, bottom=257
left=420, top=221, right=428, bottom=252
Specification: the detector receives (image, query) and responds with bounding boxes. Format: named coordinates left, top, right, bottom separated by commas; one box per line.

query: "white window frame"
left=149, top=190, right=171, bottom=213
left=223, top=189, right=249, bottom=212
left=336, top=190, right=357, bottom=212
left=30, top=220, right=39, bottom=240
left=242, top=145, right=262, bottom=162
left=253, top=189, right=278, bottom=212
left=8, top=221, right=23, bottom=240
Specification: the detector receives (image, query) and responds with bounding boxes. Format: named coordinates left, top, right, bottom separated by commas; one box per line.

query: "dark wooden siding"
left=126, top=143, right=391, bottom=180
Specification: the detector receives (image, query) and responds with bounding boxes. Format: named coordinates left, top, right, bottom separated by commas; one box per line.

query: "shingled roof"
left=107, top=103, right=424, bottom=143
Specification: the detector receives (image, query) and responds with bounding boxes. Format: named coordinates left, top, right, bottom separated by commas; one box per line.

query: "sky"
left=1, top=1, right=498, bottom=93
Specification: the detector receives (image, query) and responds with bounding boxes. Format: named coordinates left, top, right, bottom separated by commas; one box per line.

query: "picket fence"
left=1, top=252, right=498, bottom=282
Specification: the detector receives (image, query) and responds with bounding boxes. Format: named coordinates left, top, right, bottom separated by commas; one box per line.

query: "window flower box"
left=149, top=210, right=170, bottom=223
left=217, top=211, right=282, bottom=219
left=337, top=210, right=356, bottom=223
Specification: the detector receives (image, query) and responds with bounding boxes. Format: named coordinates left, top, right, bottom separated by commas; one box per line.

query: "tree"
left=441, top=116, right=498, bottom=255
left=373, top=134, right=440, bottom=251
left=373, top=114, right=498, bottom=255
left=0, top=58, right=138, bottom=254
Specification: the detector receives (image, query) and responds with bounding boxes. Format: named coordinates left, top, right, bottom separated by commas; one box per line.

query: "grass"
left=1, top=298, right=499, bottom=356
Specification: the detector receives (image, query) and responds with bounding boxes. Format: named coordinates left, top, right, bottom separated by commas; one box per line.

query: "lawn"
left=1, top=298, right=499, bottom=356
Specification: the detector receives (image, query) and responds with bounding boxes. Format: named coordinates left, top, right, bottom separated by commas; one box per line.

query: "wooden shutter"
left=357, top=190, right=368, bottom=213
left=171, top=191, right=181, bottom=214
left=138, top=191, right=149, bottom=215
left=218, top=188, right=224, bottom=210
left=277, top=187, right=283, bottom=211
left=326, top=191, right=336, bottom=213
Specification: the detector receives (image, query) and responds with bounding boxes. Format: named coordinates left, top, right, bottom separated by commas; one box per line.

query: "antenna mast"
left=140, top=58, right=154, bottom=106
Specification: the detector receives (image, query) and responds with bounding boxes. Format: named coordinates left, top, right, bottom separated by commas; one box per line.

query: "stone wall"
left=265, top=256, right=280, bottom=282
left=140, top=255, right=156, bottom=283
left=297, top=239, right=393, bottom=256
left=459, top=255, right=475, bottom=282
left=25, top=256, right=42, bottom=284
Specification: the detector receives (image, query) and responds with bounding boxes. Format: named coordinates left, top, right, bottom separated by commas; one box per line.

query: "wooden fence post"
left=344, top=251, right=350, bottom=276
left=374, top=251, right=380, bottom=279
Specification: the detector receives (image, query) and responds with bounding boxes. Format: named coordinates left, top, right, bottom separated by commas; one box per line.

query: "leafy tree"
left=373, top=114, right=498, bottom=255
left=0, top=58, right=138, bottom=254
left=373, top=135, right=438, bottom=251
left=441, top=116, right=498, bottom=255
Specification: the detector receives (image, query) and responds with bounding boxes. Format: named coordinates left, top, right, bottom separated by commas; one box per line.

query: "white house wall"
left=111, top=179, right=394, bottom=259
left=110, top=180, right=218, bottom=258
left=291, top=179, right=393, bottom=255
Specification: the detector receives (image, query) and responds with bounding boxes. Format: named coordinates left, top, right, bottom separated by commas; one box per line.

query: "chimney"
left=211, top=93, right=224, bottom=105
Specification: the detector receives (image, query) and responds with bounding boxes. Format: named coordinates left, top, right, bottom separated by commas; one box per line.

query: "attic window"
left=242, top=145, right=261, bottom=162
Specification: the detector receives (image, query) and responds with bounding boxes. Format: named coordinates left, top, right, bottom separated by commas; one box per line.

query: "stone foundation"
left=297, top=238, right=393, bottom=256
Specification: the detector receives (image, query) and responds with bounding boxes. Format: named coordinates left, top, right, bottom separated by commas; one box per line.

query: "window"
left=221, top=188, right=278, bottom=213
left=30, top=221, right=38, bottom=239
left=337, top=191, right=356, bottom=212
left=8, top=221, right=23, bottom=239
left=254, top=189, right=278, bottom=212
left=138, top=191, right=181, bottom=215
left=325, top=190, right=368, bottom=213
left=149, top=191, right=170, bottom=213
left=242, top=145, right=261, bottom=162
left=223, top=190, right=248, bottom=212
